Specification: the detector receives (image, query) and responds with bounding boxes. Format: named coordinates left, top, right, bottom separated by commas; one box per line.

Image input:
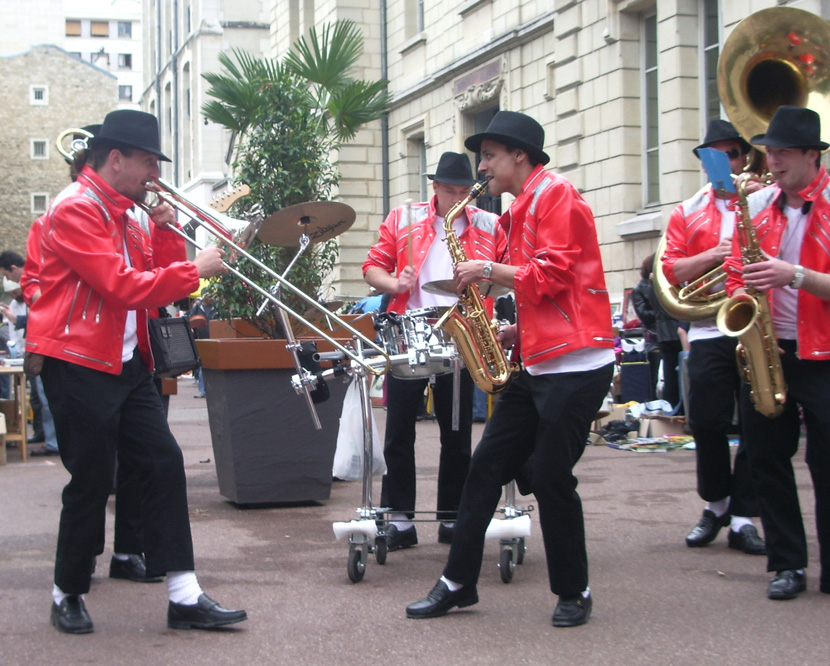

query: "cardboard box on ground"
left=638, top=414, right=687, bottom=438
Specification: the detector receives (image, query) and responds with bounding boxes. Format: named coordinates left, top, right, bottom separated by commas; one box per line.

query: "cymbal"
left=422, top=279, right=510, bottom=299
left=257, top=201, right=356, bottom=247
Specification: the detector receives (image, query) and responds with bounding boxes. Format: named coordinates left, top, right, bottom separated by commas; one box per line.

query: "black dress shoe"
left=406, top=580, right=478, bottom=619
left=437, top=523, right=454, bottom=544
left=552, top=593, right=592, bottom=627
left=27, top=435, right=45, bottom=445
left=685, top=510, right=730, bottom=547
left=50, top=595, right=94, bottom=634
left=30, top=446, right=60, bottom=457
left=767, top=570, right=807, bottom=600
left=384, top=524, right=418, bottom=552
left=168, top=594, right=248, bottom=629
left=727, top=525, right=766, bottom=555
left=109, top=554, right=163, bottom=583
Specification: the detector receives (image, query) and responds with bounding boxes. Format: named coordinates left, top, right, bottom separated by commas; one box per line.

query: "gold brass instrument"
left=715, top=177, right=787, bottom=418
left=140, top=178, right=390, bottom=379
left=435, top=180, right=520, bottom=394
left=654, top=6, right=830, bottom=321
left=55, top=127, right=94, bottom=163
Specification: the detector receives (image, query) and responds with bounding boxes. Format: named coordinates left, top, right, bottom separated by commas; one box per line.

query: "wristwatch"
left=482, top=261, right=493, bottom=281
left=791, top=264, right=805, bottom=290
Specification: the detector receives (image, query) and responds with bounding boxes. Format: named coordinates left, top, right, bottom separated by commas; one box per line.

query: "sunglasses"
left=723, top=148, right=742, bottom=160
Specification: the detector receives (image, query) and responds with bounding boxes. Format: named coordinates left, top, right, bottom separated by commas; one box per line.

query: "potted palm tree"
left=197, top=21, right=389, bottom=504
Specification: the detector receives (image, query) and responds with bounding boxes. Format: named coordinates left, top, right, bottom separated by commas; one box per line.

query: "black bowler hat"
left=426, top=152, right=477, bottom=185
left=89, top=109, right=171, bottom=162
left=750, top=105, right=829, bottom=151
left=465, top=110, right=550, bottom=166
left=693, top=119, right=751, bottom=158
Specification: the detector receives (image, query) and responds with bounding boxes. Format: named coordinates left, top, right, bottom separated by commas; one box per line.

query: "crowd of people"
left=3, top=103, right=828, bottom=637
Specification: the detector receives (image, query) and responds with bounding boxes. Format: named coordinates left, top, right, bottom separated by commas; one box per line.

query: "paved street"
left=1, top=377, right=828, bottom=665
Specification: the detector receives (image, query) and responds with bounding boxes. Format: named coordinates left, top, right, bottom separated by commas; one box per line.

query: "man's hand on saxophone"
left=741, top=250, right=798, bottom=292
left=452, top=259, right=517, bottom=292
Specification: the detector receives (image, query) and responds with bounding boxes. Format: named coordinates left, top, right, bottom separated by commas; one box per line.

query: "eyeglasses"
left=723, top=148, right=741, bottom=160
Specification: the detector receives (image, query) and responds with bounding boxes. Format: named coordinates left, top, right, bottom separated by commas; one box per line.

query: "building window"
left=91, top=21, right=109, bottom=38
left=642, top=11, right=660, bottom=206
left=31, top=140, right=48, bottom=159
left=118, top=21, right=132, bottom=38
left=701, top=0, right=720, bottom=125
left=65, top=19, right=81, bottom=36
left=119, top=85, right=133, bottom=101
left=30, top=85, right=48, bottom=106
left=32, top=194, right=49, bottom=214
left=118, top=53, right=132, bottom=70
left=405, top=0, right=425, bottom=39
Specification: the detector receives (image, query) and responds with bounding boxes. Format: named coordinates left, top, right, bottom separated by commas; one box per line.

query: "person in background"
left=630, top=254, right=661, bottom=401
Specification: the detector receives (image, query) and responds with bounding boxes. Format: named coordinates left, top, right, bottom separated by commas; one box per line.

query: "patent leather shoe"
left=685, top=510, right=729, bottom=547
left=727, top=525, right=766, bottom=555
left=168, top=594, right=248, bottom=629
left=552, top=593, right=592, bottom=627
left=437, top=523, right=454, bottom=544
left=767, top=570, right=806, bottom=600
left=384, top=524, right=418, bottom=551
left=109, top=554, right=163, bottom=583
left=50, top=595, right=94, bottom=634
left=406, top=580, right=478, bottom=619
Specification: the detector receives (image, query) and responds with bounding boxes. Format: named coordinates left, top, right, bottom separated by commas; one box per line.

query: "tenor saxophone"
left=435, top=180, right=520, bottom=394
left=715, top=176, right=787, bottom=418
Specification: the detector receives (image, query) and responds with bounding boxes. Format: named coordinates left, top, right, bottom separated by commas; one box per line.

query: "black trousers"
left=741, top=340, right=830, bottom=586
left=42, top=352, right=194, bottom=595
left=687, top=336, right=757, bottom=516
left=380, top=370, right=473, bottom=521
left=659, top=339, right=683, bottom=410
left=443, top=363, right=613, bottom=596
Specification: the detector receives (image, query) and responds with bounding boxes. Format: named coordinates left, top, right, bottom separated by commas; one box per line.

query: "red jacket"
left=24, top=166, right=199, bottom=374
left=21, top=215, right=45, bottom=305
left=504, top=165, right=614, bottom=366
left=661, top=185, right=725, bottom=285
left=362, top=195, right=504, bottom=314
left=725, top=165, right=830, bottom=359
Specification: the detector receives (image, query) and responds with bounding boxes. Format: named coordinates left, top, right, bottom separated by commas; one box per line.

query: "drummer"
left=363, top=152, right=505, bottom=551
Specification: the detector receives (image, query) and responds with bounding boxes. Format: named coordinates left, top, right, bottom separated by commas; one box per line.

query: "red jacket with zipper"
left=24, top=166, right=199, bottom=374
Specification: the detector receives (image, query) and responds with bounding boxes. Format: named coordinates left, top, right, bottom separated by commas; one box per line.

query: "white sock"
left=389, top=512, right=413, bottom=531
left=441, top=522, right=455, bottom=529
left=52, top=584, right=78, bottom=605
left=582, top=586, right=591, bottom=599
left=440, top=575, right=463, bottom=592
left=705, top=498, right=729, bottom=517
left=112, top=553, right=130, bottom=561
left=166, top=571, right=203, bottom=605
left=730, top=516, right=753, bottom=532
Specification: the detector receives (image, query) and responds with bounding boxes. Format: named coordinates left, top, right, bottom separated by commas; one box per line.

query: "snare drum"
left=375, top=308, right=458, bottom=379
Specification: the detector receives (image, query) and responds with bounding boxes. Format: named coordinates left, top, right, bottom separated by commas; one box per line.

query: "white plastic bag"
left=332, top=379, right=386, bottom=481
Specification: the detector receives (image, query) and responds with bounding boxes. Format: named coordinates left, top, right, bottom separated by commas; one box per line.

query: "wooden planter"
left=196, top=316, right=373, bottom=505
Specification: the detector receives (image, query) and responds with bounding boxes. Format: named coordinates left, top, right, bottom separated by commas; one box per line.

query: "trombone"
left=141, top=178, right=390, bottom=428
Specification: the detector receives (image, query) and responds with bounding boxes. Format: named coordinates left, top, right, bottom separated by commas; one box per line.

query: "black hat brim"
left=426, top=174, right=477, bottom=185
left=750, top=134, right=829, bottom=151
left=88, top=137, right=172, bottom=162
left=465, top=132, right=550, bottom=166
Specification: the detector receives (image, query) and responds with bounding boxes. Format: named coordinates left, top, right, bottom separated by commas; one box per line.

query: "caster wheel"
left=516, top=537, right=526, bottom=565
left=375, top=536, right=388, bottom=565
left=348, top=546, right=366, bottom=583
left=499, top=547, right=515, bottom=584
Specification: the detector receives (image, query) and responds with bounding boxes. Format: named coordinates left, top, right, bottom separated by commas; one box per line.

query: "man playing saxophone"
left=363, top=152, right=503, bottom=551
left=724, top=105, right=830, bottom=601
left=406, top=111, right=615, bottom=627
left=661, top=119, right=766, bottom=556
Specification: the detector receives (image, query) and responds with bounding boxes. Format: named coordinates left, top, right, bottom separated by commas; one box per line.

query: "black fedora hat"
left=693, top=119, right=751, bottom=158
left=465, top=111, right=550, bottom=166
left=89, top=109, right=171, bottom=162
left=750, top=105, right=829, bottom=151
left=426, top=152, right=476, bottom=186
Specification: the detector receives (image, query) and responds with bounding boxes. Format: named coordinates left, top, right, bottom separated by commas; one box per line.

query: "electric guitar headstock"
left=208, top=183, right=251, bottom=213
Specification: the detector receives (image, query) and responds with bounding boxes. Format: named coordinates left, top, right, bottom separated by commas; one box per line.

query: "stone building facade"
left=0, top=45, right=116, bottom=255
left=269, top=0, right=827, bottom=304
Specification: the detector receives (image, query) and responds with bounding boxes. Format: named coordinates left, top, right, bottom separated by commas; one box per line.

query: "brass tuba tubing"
left=141, top=178, right=390, bottom=376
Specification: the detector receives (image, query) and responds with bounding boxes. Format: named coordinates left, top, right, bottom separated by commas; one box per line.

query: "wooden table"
left=0, top=365, right=28, bottom=461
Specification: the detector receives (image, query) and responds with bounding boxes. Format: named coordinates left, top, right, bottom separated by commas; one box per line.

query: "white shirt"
left=771, top=204, right=808, bottom=340
left=406, top=215, right=466, bottom=311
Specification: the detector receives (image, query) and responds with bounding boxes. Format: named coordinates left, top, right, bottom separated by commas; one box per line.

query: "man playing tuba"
left=724, top=105, right=830, bottom=601
left=660, top=119, right=766, bottom=556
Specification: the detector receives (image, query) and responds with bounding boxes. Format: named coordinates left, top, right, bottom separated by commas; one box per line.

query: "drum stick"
left=406, top=199, right=413, bottom=268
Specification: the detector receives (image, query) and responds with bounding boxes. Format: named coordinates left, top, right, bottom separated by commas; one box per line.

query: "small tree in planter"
left=196, top=22, right=389, bottom=503
left=202, top=20, right=389, bottom=337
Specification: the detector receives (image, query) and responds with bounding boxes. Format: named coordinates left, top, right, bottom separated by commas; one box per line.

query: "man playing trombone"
left=24, top=109, right=247, bottom=634
left=660, top=119, right=766, bottom=556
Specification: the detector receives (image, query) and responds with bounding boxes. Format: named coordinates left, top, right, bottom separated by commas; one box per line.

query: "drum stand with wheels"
left=486, top=480, right=533, bottom=583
